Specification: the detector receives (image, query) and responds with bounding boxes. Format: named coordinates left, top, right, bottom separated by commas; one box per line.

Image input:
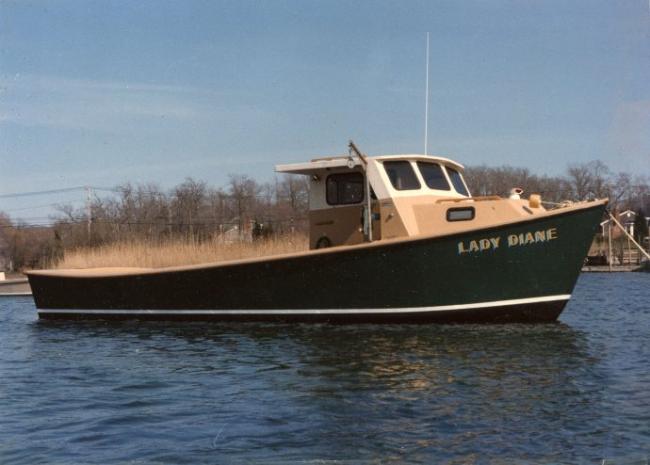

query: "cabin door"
left=310, top=171, right=368, bottom=248
left=310, top=204, right=365, bottom=248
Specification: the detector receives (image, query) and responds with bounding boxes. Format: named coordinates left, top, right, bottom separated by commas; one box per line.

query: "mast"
left=424, top=32, right=430, bottom=156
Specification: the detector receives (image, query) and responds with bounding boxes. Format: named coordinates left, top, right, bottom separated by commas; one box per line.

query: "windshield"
left=417, top=162, right=450, bottom=190
left=383, top=161, right=421, bottom=191
left=447, top=168, right=469, bottom=196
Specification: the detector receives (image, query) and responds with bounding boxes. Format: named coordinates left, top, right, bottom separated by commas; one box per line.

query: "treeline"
left=58, top=174, right=310, bottom=244
left=0, top=174, right=309, bottom=270
left=1, top=160, right=648, bottom=270
left=464, top=160, right=649, bottom=209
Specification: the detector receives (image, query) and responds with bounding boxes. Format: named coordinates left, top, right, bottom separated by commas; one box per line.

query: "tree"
left=228, top=174, right=260, bottom=234
left=277, top=174, right=309, bottom=215
left=0, top=213, right=11, bottom=270
left=463, top=165, right=532, bottom=197
left=566, top=160, right=611, bottom=201
left=463, top=165, right=570, bottom=202
left=173, top=178, right=207, bottom=240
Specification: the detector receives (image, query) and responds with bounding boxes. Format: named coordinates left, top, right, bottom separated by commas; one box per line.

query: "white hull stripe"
left=0, top=292, right=33, bottom=296
left=38, top=294, right=571, bottom=315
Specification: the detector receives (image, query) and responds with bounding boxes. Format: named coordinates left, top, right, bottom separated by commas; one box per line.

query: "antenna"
left=424, top=32, right=430, bottom=156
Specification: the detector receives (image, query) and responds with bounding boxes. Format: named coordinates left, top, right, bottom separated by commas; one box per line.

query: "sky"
left=1, top=0, right=649, bottom=221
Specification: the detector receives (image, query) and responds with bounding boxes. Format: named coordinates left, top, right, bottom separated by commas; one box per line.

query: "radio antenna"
left=424, top=32, right=430, bottom=156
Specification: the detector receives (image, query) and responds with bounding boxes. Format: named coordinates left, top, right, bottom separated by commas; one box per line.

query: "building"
left=600, top=210, right=638, bottom=238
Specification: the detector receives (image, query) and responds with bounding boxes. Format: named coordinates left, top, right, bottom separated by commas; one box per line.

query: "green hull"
left=29, top=202, right=606, bottom=323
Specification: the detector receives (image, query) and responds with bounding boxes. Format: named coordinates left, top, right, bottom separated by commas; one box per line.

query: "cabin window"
left=447, top=207, right=475, bottom=222
left=447, top=168, right=469, bottom=196
left=326, top=172, right=364, bottom=205
left=417, top=162, right=450, bottom=190
left=383, top=161, right=421, bottom=191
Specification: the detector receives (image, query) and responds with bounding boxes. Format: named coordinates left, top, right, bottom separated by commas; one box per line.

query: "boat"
left=27, top=142, right=607, bottom=323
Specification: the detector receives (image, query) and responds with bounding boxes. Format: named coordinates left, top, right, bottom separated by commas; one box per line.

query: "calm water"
left=1, top=274, right=649, bottom=464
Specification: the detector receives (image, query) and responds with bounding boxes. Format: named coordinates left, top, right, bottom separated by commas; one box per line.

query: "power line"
left=1, top=184, right=296, bottom=200
left=2, top=202, right=83, bottom=213
left=0, top=186, right=87, bottom=199
left=1, top=217, right=308, bottom=229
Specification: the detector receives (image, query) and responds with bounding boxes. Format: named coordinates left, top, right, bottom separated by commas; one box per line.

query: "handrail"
left=435, top=196, right=501, bottom=204
left=348, top=140, right=373, bottom=242
left=348, top=140, right=369, bottom=166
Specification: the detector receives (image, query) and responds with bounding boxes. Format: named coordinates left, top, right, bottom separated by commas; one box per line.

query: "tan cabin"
left=276, top=149, right=548, bottom=250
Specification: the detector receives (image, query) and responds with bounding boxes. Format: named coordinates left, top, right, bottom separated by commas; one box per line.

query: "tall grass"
left=55, top=235, right=309, bottom=269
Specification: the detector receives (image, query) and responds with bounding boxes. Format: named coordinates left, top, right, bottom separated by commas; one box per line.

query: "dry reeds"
left=55, top=235, right=309, bottom=269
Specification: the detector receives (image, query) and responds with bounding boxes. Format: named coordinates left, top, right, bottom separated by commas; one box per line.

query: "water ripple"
left=1, top=274, right=649, bottom=464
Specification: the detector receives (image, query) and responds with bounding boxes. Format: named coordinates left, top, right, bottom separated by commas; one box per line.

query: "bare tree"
left=567, top=160, right=611, bottom=200
left=566, top=163, right=592, bottom=200
left=277, top=174, right=309, bottom=215
left=228, top=174, right=260, bottom=235
left=173, top=178, right=207, bottom=240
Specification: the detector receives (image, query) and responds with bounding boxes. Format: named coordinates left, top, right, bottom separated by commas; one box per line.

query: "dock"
left=582, top=265, right=643, bottom=273
left=0, top=274, right=32, bottom=296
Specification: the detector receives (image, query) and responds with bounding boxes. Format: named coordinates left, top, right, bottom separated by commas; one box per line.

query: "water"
left=1, top=274, right=648, bottom=464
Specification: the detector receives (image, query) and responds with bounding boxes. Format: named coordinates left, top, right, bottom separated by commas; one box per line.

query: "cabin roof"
left=275, top=154, right=464, bottom=175
left=275, top=156, right=360, bottom=175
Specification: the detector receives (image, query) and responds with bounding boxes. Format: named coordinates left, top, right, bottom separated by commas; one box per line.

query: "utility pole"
left=608, top=222, right=613, bottom=272
left=167, top=203, right=172, bottom=237
left=85, top=186, right=92, bottom=242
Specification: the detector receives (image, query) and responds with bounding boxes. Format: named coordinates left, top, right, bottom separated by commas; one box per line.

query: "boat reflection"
left=30, top=319, right=611, bottom=460
left=33, top=319, right=596, bottom=400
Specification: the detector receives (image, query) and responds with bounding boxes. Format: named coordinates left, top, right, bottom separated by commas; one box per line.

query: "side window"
left=447, top=168, right=470, bottom=197
left=417, top=162, right=450, bottom=190
left=383, top=161, right=421, bottom=191
left=447, top=207, right=475, bottom=221
left=326, top=172, right=364, bottom=205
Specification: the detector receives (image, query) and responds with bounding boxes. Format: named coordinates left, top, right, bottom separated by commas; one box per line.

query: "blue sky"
left=1, top=0, right=649, bottom=219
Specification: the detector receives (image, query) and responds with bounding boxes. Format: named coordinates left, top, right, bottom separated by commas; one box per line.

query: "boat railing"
left=435, top=195, right=501, bottom=204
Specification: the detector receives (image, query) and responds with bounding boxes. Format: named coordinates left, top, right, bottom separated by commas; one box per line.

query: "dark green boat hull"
left=29, top=202, right=606, bottom=323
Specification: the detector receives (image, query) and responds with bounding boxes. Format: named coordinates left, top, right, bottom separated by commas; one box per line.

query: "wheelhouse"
left=276, top=152, right=474, bottom=249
